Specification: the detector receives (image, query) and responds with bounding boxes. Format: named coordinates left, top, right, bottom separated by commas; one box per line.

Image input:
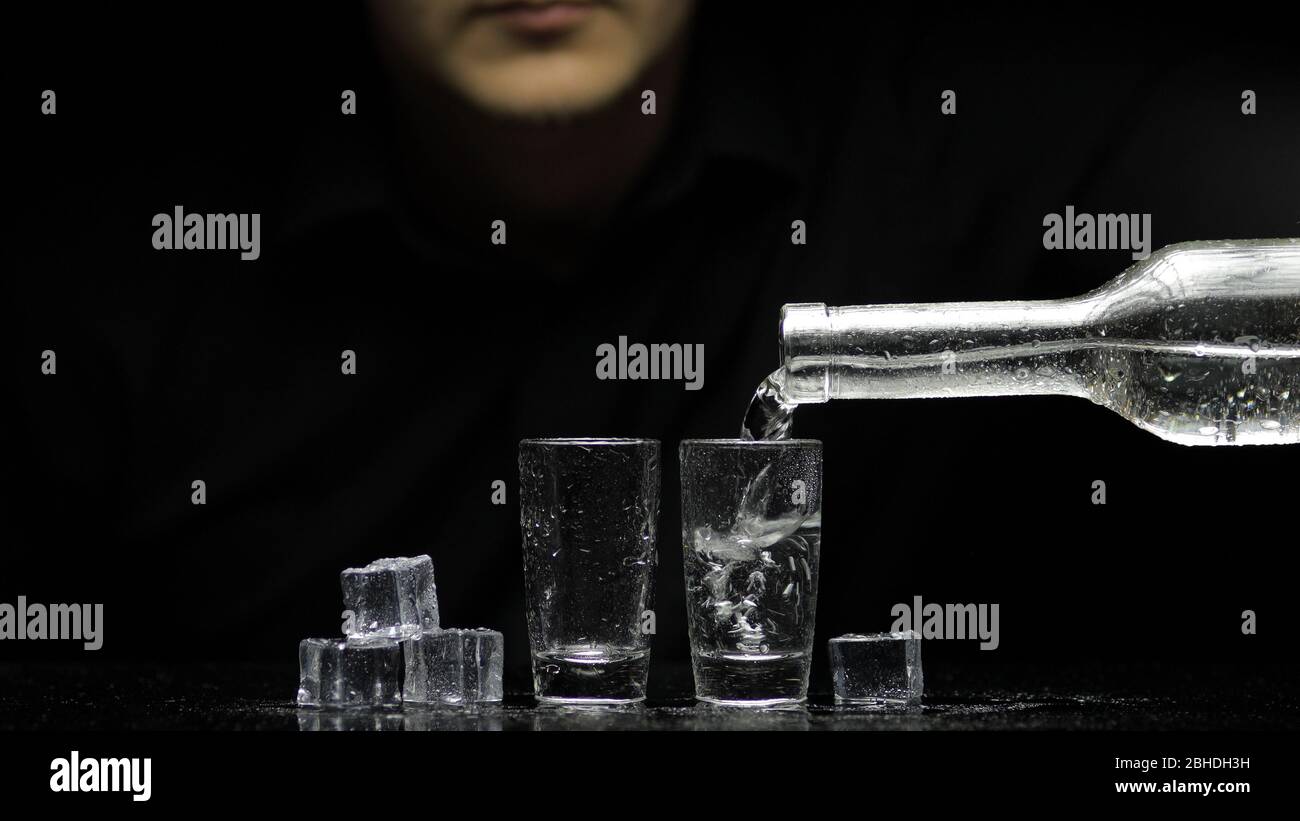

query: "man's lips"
left=472, top=1, right=599, bottom=36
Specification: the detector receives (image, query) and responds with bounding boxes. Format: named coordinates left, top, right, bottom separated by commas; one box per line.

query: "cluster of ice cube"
left=296, top=554, right=503, bottom=709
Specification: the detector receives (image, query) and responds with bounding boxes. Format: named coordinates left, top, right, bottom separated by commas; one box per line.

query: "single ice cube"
left=402, top=628, right=504, bottom=706
left=341, top=555, right=440, bottom=638
left=829, top=631, right=923, bottom=706
left=296, top=637, right=403, bottom=709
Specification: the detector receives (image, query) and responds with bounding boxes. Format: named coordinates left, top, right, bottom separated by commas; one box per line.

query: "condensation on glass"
left=518, top=438, right=660, bottom=704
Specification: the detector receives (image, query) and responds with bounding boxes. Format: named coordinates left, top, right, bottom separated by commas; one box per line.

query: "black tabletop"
left=4, top=661, right=1294, bottom=732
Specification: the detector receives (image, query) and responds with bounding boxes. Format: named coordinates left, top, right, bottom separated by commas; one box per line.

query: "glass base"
left=536, top=695, right=647, bottom=706
left=695, top=695, right=806, bottom=708
left=531, top=649, right=649, bottom=704
left=692, top=652, right=809, bottom=706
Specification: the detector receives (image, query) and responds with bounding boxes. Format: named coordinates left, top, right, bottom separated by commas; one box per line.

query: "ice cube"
left=829, top=631, right=923, bottom=706
left=296, top=637, right=403, bottom=709
left=402, top=628, right=504, bottom=706
left=341, top=555, right=440, bottom=638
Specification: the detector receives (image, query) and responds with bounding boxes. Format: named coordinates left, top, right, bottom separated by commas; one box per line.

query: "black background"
left=3, top=2, right=1298, bottom=705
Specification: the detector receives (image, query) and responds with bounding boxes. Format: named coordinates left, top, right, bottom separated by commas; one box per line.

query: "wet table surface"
left=2, top=661, right=1296, bottom=731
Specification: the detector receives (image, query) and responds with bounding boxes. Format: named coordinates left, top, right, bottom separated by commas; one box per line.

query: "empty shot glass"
left=680, top=439, right=822, bottom=705
left=519, top=438, right=660, bottom=704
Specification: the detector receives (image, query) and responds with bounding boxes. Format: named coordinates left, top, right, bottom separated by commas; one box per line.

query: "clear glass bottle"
left=748, top=239, right=1300, bottom=445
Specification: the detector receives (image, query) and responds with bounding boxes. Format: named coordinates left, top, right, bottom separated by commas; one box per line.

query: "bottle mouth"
left=780, top=302, right=833, bottom=403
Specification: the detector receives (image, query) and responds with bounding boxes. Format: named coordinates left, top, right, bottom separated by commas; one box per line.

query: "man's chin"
left=449, top=60, right=638, bottom=123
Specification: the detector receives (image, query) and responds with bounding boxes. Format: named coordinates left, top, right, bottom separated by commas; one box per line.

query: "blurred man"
left=369, top=0, right=696, bottom=262
left=371, top=0, right=694, bottom=119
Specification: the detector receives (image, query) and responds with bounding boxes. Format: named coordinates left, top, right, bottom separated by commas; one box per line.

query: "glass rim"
left=679, top=438, right=821, bottom=447
left=520, top=437, right=659, bottom=446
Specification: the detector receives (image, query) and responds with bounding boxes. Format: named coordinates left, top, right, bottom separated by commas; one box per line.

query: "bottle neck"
left=780, top=300, right=1098, bottom=403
